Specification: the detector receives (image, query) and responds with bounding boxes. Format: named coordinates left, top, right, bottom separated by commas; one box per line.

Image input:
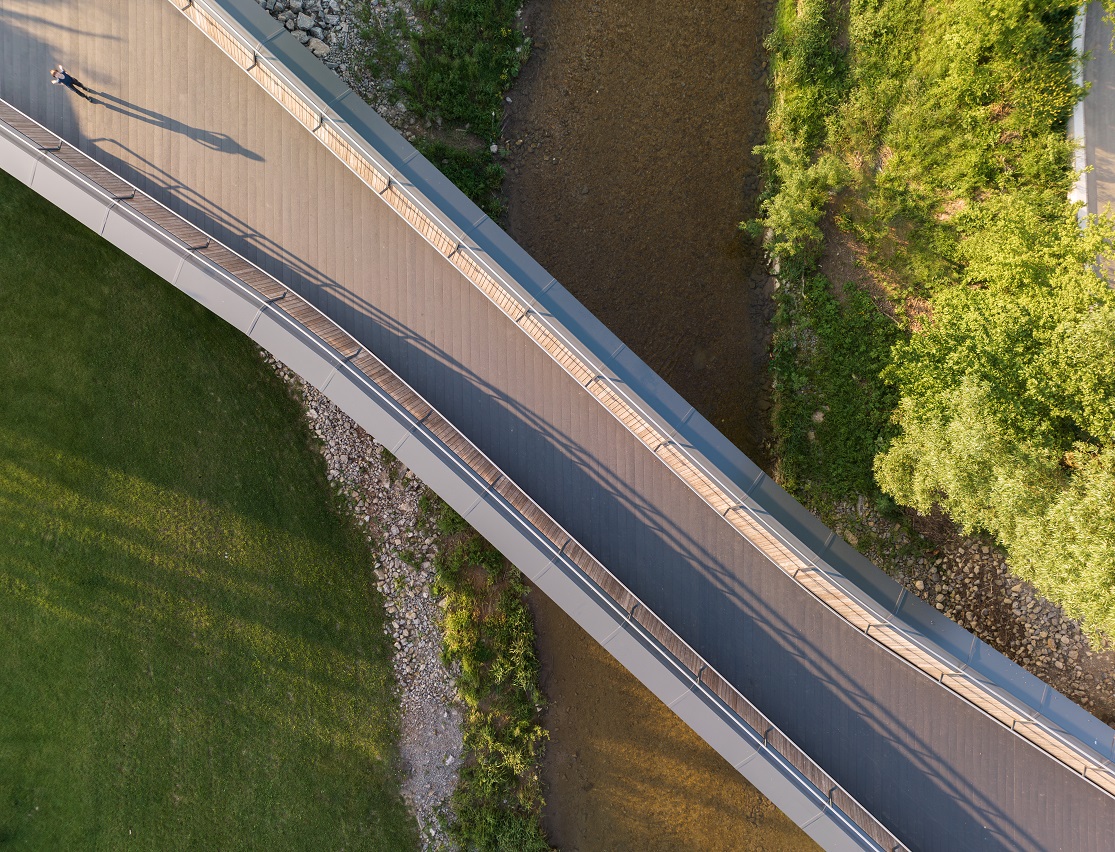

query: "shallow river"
left=502, top=0, right=817, bottom=848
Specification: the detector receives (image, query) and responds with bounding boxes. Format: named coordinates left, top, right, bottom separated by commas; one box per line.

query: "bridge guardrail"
left=168, top=0, right=1115, bottom=807
left=0, top=97, right=903, bottom=852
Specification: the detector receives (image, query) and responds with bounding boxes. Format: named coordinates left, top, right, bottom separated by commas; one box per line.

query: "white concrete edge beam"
left=1072, top=5, right=1089, bottom=220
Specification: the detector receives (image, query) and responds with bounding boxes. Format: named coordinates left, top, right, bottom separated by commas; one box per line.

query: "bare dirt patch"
left=818, top=197, right=918, bottom=327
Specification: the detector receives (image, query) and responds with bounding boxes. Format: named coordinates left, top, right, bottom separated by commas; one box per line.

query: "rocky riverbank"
left=263, top=354, right=462, bottom=851
left=826, top=499, right=1115, bottom=723
left=259, top=0, right=342, bottom=59
left=251, top=0, right=421, bottom=132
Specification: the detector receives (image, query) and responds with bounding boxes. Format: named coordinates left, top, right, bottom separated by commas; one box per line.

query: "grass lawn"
left=0, top=169, right=417, bottom=850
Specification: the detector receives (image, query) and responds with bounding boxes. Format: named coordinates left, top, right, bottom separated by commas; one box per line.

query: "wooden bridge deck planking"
left=2, top=2, right=1113, bottom=849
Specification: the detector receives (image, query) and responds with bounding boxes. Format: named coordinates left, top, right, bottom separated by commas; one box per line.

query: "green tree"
left=875, top=197, right=1115, bottom=636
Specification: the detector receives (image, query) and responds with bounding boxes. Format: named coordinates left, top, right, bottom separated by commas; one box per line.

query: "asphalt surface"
left=1086, top=2, right=1115, bottom=218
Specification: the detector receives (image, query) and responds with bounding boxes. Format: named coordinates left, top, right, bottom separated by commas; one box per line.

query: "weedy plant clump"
left=425, top=497, right=550, bottom=852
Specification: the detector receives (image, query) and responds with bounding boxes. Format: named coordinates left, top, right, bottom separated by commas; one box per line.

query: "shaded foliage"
left=756, top=0, right=1115, bottom=635
left=771, top=274, right=899, bottom=500
left=414, top=138, right=507, bottom=220
left=408, top=0, right=529, bottom=138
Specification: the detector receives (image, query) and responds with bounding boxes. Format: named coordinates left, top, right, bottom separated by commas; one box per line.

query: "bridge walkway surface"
left=1, top=2, right=1114, bottom=849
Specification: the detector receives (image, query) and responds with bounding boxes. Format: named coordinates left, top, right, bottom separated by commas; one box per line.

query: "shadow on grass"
left=0, top=425, right=417, bottom=848
left=0, top=430, right=381, bottom=729
left=0, top=171, right=416, bottom=850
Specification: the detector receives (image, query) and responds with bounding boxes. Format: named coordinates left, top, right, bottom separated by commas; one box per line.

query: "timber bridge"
left=2, top=1, right=1114, bottom=848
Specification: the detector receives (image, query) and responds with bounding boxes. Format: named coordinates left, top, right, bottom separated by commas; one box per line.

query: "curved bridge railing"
left=0, top=97, right=903, bottom=852
left=168, top=0, right=1115, bottom=809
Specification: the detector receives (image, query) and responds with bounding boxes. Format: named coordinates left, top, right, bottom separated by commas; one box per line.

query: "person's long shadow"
left=88, top=89, right=263, bottom=161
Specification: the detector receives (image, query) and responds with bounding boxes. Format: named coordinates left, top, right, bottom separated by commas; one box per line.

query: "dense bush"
left=876, top=198, right=1115, bottom=635
left=750, top=0, right=848, bottom=262
left=356, top=0, right=522, bottom=222
left=755, top=0, right=1115, bottom=636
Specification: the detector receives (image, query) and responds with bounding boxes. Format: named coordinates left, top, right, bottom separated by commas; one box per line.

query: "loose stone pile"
left=263, top=354, right=461, bottom=851
left=257, top=0, right=343, bottom=60
left=828, top=499, right=1115, bottom=723
left=254, top=0, right=420, bottom=127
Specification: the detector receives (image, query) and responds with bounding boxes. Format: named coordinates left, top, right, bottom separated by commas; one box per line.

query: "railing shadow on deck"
left=66, top=115, right=1104, bottom=852
left=0, top=2, right=123, bottom=43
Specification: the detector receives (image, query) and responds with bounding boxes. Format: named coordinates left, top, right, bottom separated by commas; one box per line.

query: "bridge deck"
left=2, top=2, right=1112, bottom=849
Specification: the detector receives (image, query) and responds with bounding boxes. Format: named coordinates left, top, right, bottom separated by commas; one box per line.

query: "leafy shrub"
left=750, top=0, right=849, bottom=264
left=876, top=204, right=1115, bottom=636
left=428, top=499, right=550, bottom=851
left=414, top=139, right=507, bottom=220
left=771, top=273, right=898, bottom=501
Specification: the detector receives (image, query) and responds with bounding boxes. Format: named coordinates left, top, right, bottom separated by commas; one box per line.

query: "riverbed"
left=503, top=0, right=778, bottom=464
left=502, top=1, right=816, bottom=848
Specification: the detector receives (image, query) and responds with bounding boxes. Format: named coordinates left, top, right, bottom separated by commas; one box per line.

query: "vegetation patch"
left=770, top=273, right=899, bottom=503
left=0, top=170, right=415, bottom=848
left=419, top=499, right=549, bottom=851
left=356, top=3, right=411, bottom=86
left=355, top=0, right=524, bottom=224
left=414, top=138, right=507, bottom=220
left=753, top=0, right=1115, bottom=637
left=407, top=0, right=530, bottom=139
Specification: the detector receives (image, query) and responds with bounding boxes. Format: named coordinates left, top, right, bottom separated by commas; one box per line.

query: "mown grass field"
left=0, top=168, right=416, bottom=850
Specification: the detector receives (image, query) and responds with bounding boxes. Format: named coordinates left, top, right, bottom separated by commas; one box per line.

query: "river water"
left=502, top=0, right=817, bottom=848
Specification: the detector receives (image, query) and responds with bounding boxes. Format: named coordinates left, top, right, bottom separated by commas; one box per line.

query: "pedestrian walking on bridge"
left=50, top=65, right=92, bottom=101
